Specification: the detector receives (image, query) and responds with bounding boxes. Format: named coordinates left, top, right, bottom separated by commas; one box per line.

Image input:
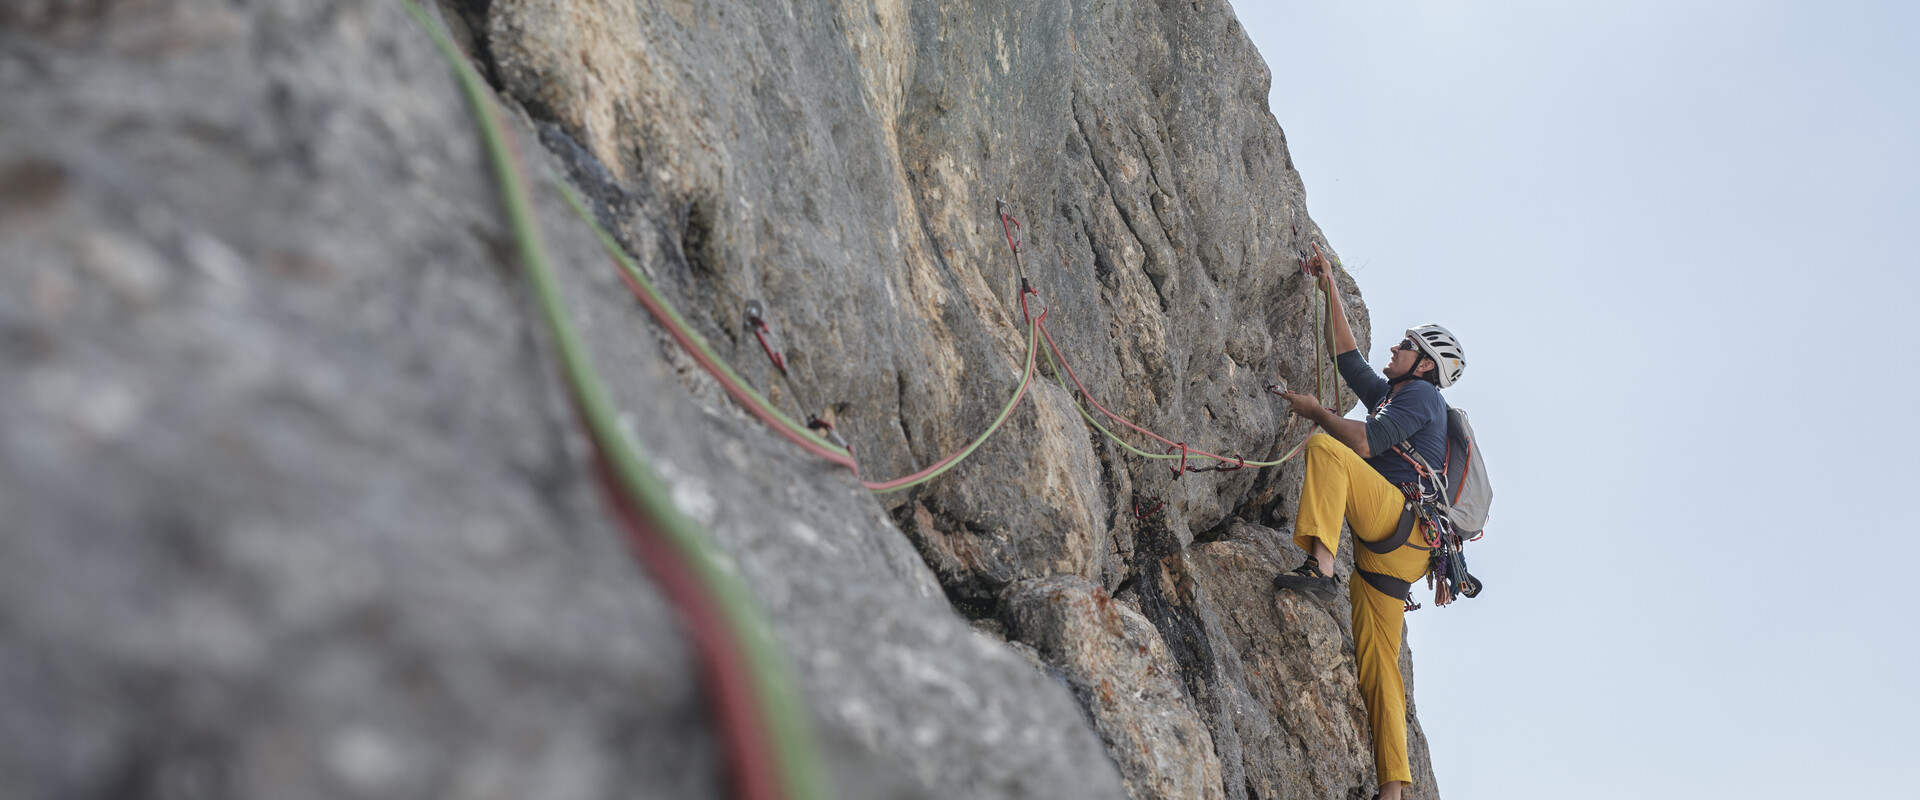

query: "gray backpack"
left=1436, top=407, right=1491, bottom=536
left=1396, top=405, right=1491, bottom=537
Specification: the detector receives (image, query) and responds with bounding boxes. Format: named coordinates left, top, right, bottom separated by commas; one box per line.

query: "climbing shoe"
left=1271, top=558, right=1337, bottom=597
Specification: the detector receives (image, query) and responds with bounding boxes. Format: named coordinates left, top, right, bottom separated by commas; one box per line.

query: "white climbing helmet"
left=1406, top=324, right=1466, bottom=388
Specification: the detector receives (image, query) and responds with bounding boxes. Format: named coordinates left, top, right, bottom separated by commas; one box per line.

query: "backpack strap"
left=1381, top=382, right=1446, bottom=485
left=1393, top=440, right=1439, bottom=480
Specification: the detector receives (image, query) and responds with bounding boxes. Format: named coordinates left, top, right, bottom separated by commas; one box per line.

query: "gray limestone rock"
left=1, top=0, right=1439, bottom=798
left=1002, top=575, right=1224, bottom=800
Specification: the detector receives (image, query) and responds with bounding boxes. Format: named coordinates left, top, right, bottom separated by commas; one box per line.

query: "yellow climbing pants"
left=1291, top=433, right=1431, bottom=788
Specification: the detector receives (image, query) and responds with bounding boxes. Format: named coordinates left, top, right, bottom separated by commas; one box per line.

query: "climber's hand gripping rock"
left=1276, top=389, right=1324, bottom=418
left=1303, top=241, right=1335, bottom=292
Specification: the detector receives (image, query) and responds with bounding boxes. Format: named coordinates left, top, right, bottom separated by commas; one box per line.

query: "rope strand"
left=860, top=312, right=1044, bottom=492
left=402, top=6, right=829, bottom=799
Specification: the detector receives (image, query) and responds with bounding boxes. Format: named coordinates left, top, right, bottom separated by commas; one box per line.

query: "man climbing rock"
left=1271, top=244, right=1467, bottom=800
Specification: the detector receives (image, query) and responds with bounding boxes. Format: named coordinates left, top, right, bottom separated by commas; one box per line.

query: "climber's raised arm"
left=1304, top=242, right=1357, bottom=355
left=1279, top=389, right=1373, bottom=457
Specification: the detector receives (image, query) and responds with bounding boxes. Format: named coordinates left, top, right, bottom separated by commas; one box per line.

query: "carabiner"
left=744, top=299, right=786, bottom=375
left=1132, top=496, right=1165, bottom=521
left=996, top=198, right=1023, bottom=253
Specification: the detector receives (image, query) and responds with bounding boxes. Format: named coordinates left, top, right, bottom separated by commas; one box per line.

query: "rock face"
left=0, top=1, right=1435, bottom=799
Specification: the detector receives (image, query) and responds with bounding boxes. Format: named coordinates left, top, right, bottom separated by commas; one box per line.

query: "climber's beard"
left=1381, top=346, right=1419, bottom=381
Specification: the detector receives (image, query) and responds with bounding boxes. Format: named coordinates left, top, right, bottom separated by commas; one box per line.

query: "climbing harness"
left=1388, top=417, right=1486, bottom=605
left=1334, top=380, right=1487, bottom=611
left=1398, top=479, right=1481, bottom=605
left=1350, top=499, right=1433, bottom=612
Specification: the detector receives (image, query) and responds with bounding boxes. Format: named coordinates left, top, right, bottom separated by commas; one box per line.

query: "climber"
left=1271, top=244, right=1466, bottom=800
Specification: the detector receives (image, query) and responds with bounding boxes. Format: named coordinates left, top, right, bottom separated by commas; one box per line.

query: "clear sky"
left=1235, top=2, right=1919, bottom=797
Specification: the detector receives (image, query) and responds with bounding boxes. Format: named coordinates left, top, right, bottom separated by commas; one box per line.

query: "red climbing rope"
left=1033, top=319, right=1248, bottom=465
left=607, top=258, right=860, bottom=472
left=591, top=188, right=1314, bottom=490
left=587, top=443, right=785, bottom=800
left=992, top=200, right=1322, bottom=474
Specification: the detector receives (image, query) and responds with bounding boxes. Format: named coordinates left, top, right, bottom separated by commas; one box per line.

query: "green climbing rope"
left=863, top=313, right=1043, bottom=492
left=555, top=186, right=851, bottom=461
left=400, top=4, right=829, bottom=799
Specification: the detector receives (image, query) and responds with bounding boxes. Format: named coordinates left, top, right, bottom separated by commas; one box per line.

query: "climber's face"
left=1382, top=337, right=1431, bottom=381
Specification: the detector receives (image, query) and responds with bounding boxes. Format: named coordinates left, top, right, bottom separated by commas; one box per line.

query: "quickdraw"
left=1018, top=277, right=1044, bottom=325
left=997, top=197, right=1024, bottom=254
left=1397, top=483, right=1482, bottom=607
left=1423, top=538, right=1480, bottom=605
left=806, top=414, right=851, bottom=452
left=1167, top=447, right=1245, bottom=478
left=995, top=202, right=1318, bottom=485
left=1132, top=496, right=1165, bottom=521
left=744, top=299, right=787, bottom=376
left=1187, top=454, right=1246, bottom=473
left=744, top=300, right=865, bottom=463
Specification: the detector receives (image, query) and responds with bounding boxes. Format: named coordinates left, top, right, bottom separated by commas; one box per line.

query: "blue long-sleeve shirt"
left=1336, top=349, right=1448, bottom=487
